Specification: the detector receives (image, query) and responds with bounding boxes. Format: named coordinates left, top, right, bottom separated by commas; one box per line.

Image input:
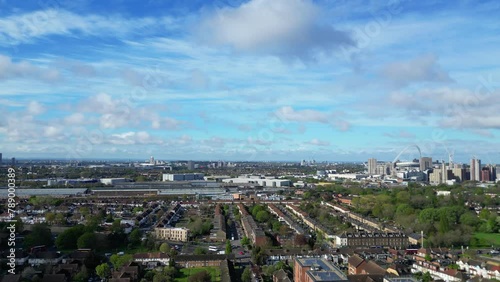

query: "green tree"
left=24, top=223, right=53, bottom=249
left=225, top=240, right=232, bottom=254
left=242, top=267, right=252, bottom=282
left=422, top=272, right=432, bottom=282
left=255, top=210, right=270, bottom=222
left=438, top=213, right=450, bottom=233
left=45, top=212, right=56, bottom=224
left=55, top=213, right=66, bottom=225
left=111, top=219, right=122, bottom=233
left=159, top=243, right=170, bottom=253
left=194, top=247, right=207, bottom=255
left=73, top=266, right=89, bottom=282
left=129, top=228, right=141, bottom=246
left=95, top=263, right=110, bottom=279
left=56, top=225, right=86, bottom=250
left=110, top=254, right=133, bottom=269
left=241, top=236, right=250, bottom=246
left=77, top=232, right=97, bottom=249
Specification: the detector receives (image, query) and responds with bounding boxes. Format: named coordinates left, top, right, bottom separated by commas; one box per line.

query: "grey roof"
left=0, top=188, right=88, bottom=197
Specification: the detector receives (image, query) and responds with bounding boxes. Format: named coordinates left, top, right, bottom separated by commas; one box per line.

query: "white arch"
left=393, top=144, right=422, bottom=163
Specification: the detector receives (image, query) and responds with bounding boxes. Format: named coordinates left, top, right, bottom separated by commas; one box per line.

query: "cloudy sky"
left=0, top=0, right=499, bottom=163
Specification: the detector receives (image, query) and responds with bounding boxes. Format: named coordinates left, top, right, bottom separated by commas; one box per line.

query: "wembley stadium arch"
left=392, top=144, right=422, bottom=166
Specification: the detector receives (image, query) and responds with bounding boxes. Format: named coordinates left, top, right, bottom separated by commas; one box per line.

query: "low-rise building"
left=133, top=252, right=170, bottom=267
left=154, top=227, right=189, bottom=242
left=294, top=257, right=348, bottom=282
left=335, top=232, right=408, bottom=248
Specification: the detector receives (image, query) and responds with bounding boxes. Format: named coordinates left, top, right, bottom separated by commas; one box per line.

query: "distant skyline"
left=1, top=0, right=500, bottom=162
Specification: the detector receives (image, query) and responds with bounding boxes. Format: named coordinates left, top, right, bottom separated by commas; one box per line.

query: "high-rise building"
left=0, top=153, right=2, bottom=165
left=481, top=168, right=490, bottom=183
left=452, top=167, right=465, bottom=182
left=11, top=157, right=15, bottom=166
left=368, top=158, right=377, bottom=175
left=149, top=156, right=155, bottom=165
left=488, top=165, right=496, bottom=182
left=420, top=157, right=432, bottom=171
left=470, top=158, right=481, bottom=181
left=187, top=160, right=194, bottom=170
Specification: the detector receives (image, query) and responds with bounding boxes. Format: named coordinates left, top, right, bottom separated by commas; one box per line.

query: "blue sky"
left=0, top=0, right=500, bottom=163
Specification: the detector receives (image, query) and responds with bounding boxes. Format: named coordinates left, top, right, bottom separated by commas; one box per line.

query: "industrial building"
left=162, top=173, right=205, bottom=181
left=222, top=175, right=291, bottom=187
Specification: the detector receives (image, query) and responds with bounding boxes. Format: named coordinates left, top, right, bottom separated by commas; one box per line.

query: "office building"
left=368, top=158, right=377, bottom=175
left=452, top=167, right=465, bottom=182
left=420, top=157, right=432, bottom=171
left=481, top=168, right=490, bottom=183
left=0, top=153, right=2, bottom=165
left=187, top=160, right=194, bottom=170
left=470, top=158, right=481, bottom=181
left=488, top=165, right=496, bottom=182
left=11, top=157, right=15, bottom=166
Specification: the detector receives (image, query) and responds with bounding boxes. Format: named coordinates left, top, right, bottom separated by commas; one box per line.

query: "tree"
left=159, top=243, right=171, bottom=253
left=422, top=272, right=432, bottom=282
left=110, top=254, right=133, bottom=270
left=73, top=266, right=89, bottom=282
left=95, top=263, right=110, bottom=279
left=255, top=210, right=270, bottom=222
left=294, top=234, right=308, bottom=246
left=111, top=219, right=123, bottom=233
left=129, top=228, right=141, bottom=246
left=45, top=212, right=56, bottom=224
left=56, top=225, right=85, bottom=250
left=55, top=213, right=66, bottom=225
left=24, top=223, right=53, bottom=249
left=77, top=232, right=97, bottom=249
left=225, top=240, right=232, bottom=254
left=188, top=270, right=211, bottom=282
left=194, top=247, right=207, bottom=255
left=241, top=236, right=250, bottom=246
left=241, top=267, right=252, bottom=282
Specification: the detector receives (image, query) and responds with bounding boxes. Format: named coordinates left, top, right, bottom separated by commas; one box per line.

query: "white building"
left=100, top=178, right=128, bottom=185
left=133, top=252, right=170, bottom=267
left=222, top=176, right=291, bottom=187
left=162, top=173, right=205, bottom=181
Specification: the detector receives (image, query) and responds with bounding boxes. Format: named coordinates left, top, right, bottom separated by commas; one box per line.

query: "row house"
left=457, top=259, right=500, bottom=280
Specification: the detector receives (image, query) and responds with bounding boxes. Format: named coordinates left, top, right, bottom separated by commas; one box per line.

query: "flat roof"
left=297, top=258, right=347, bottom=282
left=0, top=188, right=88, bottom=197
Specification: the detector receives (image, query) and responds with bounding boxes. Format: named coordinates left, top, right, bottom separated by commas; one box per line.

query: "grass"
left=175, top=267, right=221, bottom=282
left=471, top=233, right=500, bottom=248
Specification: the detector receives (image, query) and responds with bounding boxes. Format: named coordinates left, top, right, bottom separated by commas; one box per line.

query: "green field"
left=471, top=233, right=500, bottom=248
left=175, top=267, right=221, bottom=282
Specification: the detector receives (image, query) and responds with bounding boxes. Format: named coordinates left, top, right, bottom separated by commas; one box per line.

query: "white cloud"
left=389, top=86, right=500, bottom=129
left=0, top=9, right=175, bottom=45
left=0, top=55, right=61, bottom=82
left=64, top=113, right=86, bottom=125
left=305, top=138, right=330, bottom=146
left=197, top=0, right=355, bottom=61
left=109, top=131, right=162, bottom=145
left=27, top=101, right=46, bottom=115
left=382, top=54, right=454, bottom=88
left=274, top=106, right=350, bottom=131
left=43, top=126, right=63, bottom=138
left=275, top=106, right=329, bottom=123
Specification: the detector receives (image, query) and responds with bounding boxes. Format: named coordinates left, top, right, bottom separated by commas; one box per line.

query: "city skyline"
left=1, top=1, right=500, bottom=162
